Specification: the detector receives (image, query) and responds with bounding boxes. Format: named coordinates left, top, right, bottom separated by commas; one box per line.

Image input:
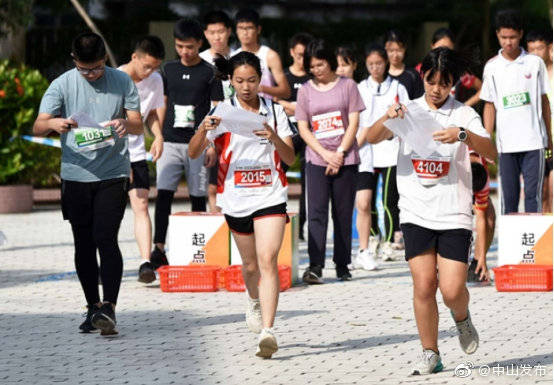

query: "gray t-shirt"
left=39, top=66, right=140, bottom=182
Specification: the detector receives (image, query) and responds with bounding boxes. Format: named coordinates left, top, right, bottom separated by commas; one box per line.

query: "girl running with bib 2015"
left=367, top=47, right=497, bottom=375
left=189, top=51, right=295, bottom=359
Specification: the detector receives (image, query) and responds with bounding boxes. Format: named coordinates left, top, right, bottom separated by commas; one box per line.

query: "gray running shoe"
left=245, top=296, right=262, bottom=334
left=411, top=349, right=443, bottom=375
left=452, top=310, right=479, bottom=354
left=256, top=328, right=278, bottom=358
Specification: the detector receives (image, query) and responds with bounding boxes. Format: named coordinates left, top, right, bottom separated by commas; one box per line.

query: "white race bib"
left=312, top=111, right=345, bottom=139
left=73, top=126, right=114, bottom=151
left=411, top=155, right=451, bottom=186
left=174, top=105, right=195, bottom=128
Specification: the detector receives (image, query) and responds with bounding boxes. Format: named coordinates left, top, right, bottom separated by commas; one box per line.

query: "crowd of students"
left=32, top=7, right=551, bottom=371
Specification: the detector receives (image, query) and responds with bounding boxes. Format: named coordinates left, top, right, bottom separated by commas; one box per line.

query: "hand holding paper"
left=206, top=102, right=267, bottom=141
left=383, top=102, right=441, bottom=158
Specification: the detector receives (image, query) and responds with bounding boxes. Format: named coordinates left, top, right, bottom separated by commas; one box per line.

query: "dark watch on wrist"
left=457, top=127, right=468, bottom=142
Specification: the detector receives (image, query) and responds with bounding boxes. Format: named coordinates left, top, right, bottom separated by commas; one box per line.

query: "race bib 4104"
left=502, top=92, right=530, bottom=109
left=411, top=156, right=451, bottom=186
left=73, top=126, right=114, bottom=151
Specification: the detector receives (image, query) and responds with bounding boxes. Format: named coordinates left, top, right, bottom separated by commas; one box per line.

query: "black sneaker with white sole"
left=150, top=246, right=168, bottom=270
left=302, top=265, right=323, bottom=284
left=91, top=303, right=118, bottom=336
left=79, top=303, right=100, bottom=333
left=336, top=265, right=352, bottom=281
left=138, top=261, right=156, bottom=283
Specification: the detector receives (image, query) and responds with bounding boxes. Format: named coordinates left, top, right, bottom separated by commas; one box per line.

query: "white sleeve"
left=538, top=59, right=550, bottom=95
left=464, top=106, right=490, bottom=138
left=479, top=64, right=496, bottom=103
left=153, top=74, right=165, bottom=109
left=398, top=84, right=410, bottom=103
left=274, top=103, right=293, bottom=139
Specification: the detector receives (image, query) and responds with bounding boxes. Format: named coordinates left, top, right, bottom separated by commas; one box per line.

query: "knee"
left=356, top=199, right=371, bottom=213
left=242, top=259, right=259, bottom=276
left=257, top=254, right=278, bottom=274
left=440, top=286, right=467, bottom=308
left=413, top=279, right=438, bottom=301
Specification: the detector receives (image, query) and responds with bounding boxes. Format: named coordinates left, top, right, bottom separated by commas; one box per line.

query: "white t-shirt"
left=199, top=49, right=235, bottom=100
left=480, top=48, right=550, bottom=153
left=117, top=66, right=164, bottom=162
left=397, top=95, right=490, bottom=231
left=207, top=96, right=292, bottom=217
left=358, top=76, right=409, bottom=169
left=232, top=45, right=275, bottom=99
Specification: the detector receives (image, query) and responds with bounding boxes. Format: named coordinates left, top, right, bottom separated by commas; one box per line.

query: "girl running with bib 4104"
left=367, top=47, right=497, bottom=375
left=188, top=51, right=295, bottom=359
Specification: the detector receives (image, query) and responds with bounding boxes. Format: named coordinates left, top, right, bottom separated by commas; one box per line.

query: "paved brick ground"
left=0, top=199, right=551, bottom=385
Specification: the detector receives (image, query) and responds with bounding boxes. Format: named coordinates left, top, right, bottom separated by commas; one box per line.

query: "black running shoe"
left=79, top=303, right=100, bottom=333
left=336, top=265, right=352, bottom=281
left=150, top=246, right=168, bottom=270
left=467, top=259, right=480, bottom=282
left=138, top=261, right=156, bottom=283
left=91, top=303, right=118, bottom=336
left=302, top=265, right=324, bottom=284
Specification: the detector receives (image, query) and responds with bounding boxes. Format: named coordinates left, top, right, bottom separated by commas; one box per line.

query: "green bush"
left=0, top=60, right=60, bottom=187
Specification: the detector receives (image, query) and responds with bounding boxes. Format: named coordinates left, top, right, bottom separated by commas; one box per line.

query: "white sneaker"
left=349, top=251, right=360, bottom=270
left=411, top=349, right=443, bottom=375
left=255, top=328, right=278, bottom=358
left=245, top=296, right=262, bottom=334
left=452, top=310, right=479, bottom=354
left=379, top=241, right=397, bottom=261
left=368, top=236, right=380, bottom=255
left=357, top=248, right=379, bottom=271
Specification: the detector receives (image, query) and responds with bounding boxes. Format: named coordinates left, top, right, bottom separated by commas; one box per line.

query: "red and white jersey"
left=207, top=96, right=292, bottom=216
left=397, top=95, right=490, bottom=230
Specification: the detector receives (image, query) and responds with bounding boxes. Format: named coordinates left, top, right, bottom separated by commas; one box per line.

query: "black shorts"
left=225, top=202, right=289, bottom=235
left=401, top=222, right=472, bottom=264
left=209, top=161, right=219, bottom=186
left=129, top=160, right=150, bottom=190
left=356, top=171, right=378, bottom=191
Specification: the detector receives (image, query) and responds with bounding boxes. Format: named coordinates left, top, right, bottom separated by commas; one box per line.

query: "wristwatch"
left=337, top=146, right=347, bottom=155
left=457, top=127, right=468, bottom=142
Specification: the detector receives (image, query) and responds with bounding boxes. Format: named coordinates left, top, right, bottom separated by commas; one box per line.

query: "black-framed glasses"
left=74, top=62, right=105, bottom=75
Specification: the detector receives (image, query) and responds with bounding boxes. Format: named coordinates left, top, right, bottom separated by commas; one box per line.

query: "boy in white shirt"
left=481, top=10, right=552, bottom=214
left=119, top=36, right=165, bottom=283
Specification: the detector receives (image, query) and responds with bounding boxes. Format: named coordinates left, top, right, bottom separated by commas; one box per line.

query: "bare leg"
left=253, top=216, right=286, bottom=328
left=437, top=256, right=470, bottom=322
left=355, top=189, right=373, bottom=250
left=408, top=249, right=439, bottom=352
left=129, top=188, right=152, bottom=261
left=231, top=231, right=259, bottom=300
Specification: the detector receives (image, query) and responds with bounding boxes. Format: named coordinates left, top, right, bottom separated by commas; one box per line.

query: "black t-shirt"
left=162, top=59, right=223, bottom=143
left=390, top=67, right=424, bottom=100
left=284, top=68, right=310, bottom=102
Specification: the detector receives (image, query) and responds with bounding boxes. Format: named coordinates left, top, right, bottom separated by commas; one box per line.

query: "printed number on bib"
left=74, top=126, right=114, bottom=151
left=411, top=156, right=451, bottom=186
left=174, top=105, right=195, bottom=128
left=502, top=92, right=530, bottom=109
left=234, top=169, right=272, bottom=188
left=312, top=111, right=345, bottom=139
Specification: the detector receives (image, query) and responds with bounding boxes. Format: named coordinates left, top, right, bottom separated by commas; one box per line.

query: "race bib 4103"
left=73, top=126, right=114, bottom=151
left=312, top=111, right=345, bottom=139
left=502, top=92, right=530, bottom=109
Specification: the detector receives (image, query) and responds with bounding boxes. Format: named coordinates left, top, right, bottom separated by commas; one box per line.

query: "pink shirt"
left=295, top=77, right=365, bottom=166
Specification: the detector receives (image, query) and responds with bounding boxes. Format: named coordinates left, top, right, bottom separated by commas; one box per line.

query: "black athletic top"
left=390, top=67, right=424, bottom=100
left=162, top=59, right=223, bottom=143
left=284, top=68, right=310, bottom=102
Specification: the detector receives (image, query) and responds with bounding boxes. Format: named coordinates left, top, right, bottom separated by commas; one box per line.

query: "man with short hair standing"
left=119, top=35, right=165, bottom=283
left=152, top=18, right=224, bottom=264
left=481, top=10, right=552, bottom=214
left=33, top=32, right=142, bottom=336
